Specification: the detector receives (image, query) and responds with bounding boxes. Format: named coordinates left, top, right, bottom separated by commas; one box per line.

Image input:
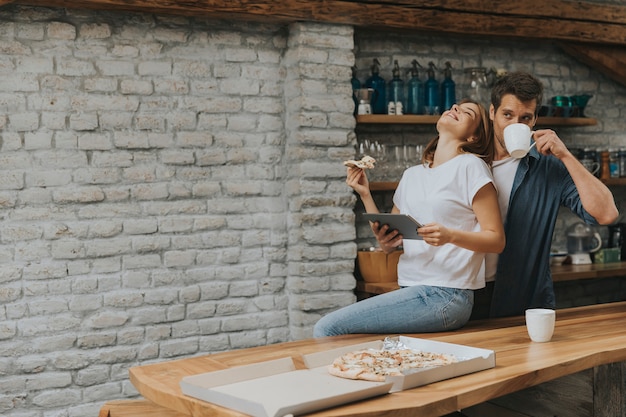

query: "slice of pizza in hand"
left=343, top=155, right=376, bottom=169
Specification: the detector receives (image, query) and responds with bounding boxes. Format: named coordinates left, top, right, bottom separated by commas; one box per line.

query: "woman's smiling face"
left=438, top=102, right=481, bottom=139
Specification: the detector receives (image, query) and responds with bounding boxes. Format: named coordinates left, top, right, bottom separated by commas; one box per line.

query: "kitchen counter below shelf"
left=551, top=260, right=626, bottom=281
left=356, top=261, right=626, bottom=297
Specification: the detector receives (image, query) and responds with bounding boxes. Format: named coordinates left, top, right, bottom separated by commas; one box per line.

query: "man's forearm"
left=562, top=154, right=619, bottom=224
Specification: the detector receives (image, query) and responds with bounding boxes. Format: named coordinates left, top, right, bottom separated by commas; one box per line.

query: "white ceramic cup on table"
left=504, top=123, right=536, bottom=158
left=525, top=308, right=556, bottom=342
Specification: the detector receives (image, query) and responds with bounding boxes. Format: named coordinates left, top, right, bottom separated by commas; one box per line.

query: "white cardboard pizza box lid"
left=179, top=356, right=393, bottom=417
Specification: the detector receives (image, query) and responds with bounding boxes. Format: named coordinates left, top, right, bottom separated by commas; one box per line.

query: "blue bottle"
left=440, top=62, right=456, bottom=112
left=424, top=62, right=440, bottom=115
left=387, top=60, right=405, bottom=113
left=365, top=59, right=387, bottom=115
left=406, top=59, right=424, bottom=115
left=351, top=66, right=361, bottom=116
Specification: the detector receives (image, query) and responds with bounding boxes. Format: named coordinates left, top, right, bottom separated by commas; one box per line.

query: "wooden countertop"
left=550, top=260, right=626, bottom=281
left=129, top=302, right=626, bottom=417
left=357, top=261, right=626, bottom=296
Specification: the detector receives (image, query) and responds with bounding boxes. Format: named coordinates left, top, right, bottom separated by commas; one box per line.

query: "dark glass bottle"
left=351, top=66, right=361, bottom=116
left=406, top=59, right=424, bottom=115
left=387, top=60, right=405, bottom=113
left=424, top=62, right=440, bottom=115
left=365, top=58, right=387, bottom=115
left=619, top=148, right=626, bottom=177
left=440, top=61, right=456, bottom=112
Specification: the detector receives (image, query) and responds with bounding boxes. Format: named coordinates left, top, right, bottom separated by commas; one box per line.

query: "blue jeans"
left=313, top=285, right=474, bottom=337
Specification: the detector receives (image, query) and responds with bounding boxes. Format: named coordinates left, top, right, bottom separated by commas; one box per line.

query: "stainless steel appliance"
left=566, top=222, right=602, bottom=265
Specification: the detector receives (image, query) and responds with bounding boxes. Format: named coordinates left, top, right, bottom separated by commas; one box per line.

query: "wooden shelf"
left=356, top=114, right=597, bottom=126
left=601, top=178, right=626, bottom=186
left=369, top=181, right=399, bottom=191
left=536, top=116, right=597, bottom=126
left=372, top=177, right=626, bottom=191
left=356, top=114, right=440, bottom=124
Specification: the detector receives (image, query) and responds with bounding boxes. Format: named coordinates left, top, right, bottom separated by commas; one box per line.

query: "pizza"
left=343, top=155, right=376, bottom=169
left=328, top=348, right=457, bottom=382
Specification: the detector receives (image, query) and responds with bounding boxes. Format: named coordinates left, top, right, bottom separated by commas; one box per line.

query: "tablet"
left=361, top=213, right=424, bottom=240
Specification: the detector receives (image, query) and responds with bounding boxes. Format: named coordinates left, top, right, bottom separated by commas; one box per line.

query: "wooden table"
left=129, top=302, right=626, bottom=417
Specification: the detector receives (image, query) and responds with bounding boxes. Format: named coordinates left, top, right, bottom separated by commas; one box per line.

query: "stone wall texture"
left=0, top=4, right=624, bottom=417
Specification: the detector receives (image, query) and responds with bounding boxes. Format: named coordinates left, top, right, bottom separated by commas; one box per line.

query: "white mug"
left=504, top=123, right=536, bottom=158
left=525, top=308, right=556, bottom=342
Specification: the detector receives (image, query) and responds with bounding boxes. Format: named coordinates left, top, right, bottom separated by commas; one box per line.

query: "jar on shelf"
left=580, top=148, right=600, bottom=177
left=463, top=67, right=494, bottom=110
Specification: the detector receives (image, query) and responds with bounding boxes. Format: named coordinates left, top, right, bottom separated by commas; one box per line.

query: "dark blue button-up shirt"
left=490, top=147, right=598, bottom=317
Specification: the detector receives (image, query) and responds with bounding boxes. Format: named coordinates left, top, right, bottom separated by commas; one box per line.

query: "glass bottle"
left=463, top=67, right=492, bottom=110
left=424, top=62, right=440, bottom=115
left=351, top=66, right=361, bottom=116
left=440, top=61, right=456, bottom=112
left=609, top=148, right=620, bottom=178
left=387, top=60, right=405, bottom=114
left=619, top=148, right=626, bottom=177
left=365, top=58, right=387, bottom=115
left=406, top=59, right=424, bottom=115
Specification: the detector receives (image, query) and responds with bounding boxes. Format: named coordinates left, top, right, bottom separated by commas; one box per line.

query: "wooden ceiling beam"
left=5, top=0, right=626, bottom=46
left=558, top=42, right=626, bottom=88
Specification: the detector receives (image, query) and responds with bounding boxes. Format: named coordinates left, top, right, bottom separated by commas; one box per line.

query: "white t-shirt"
left=393, top=154, right=495, bottom=290
left=485, top=156, right=519, bottom=281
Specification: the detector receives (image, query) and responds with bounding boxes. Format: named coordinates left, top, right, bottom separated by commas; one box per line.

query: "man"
left=485, top=71, right=618, bottom=317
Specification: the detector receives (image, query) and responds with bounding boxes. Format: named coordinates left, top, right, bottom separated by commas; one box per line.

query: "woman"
left=314, top=99, right=505, bottom=337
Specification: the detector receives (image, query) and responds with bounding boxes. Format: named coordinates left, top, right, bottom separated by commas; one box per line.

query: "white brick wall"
left=0, top=5, right=357, bottom=416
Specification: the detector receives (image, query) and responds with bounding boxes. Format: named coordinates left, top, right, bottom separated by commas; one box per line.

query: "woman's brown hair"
left=421, top=99, right=494, bottom=165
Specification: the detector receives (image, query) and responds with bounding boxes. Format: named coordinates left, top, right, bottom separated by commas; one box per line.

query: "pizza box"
left=179, top=354, right=393, bottom=417
left=302, top=336, right=495, bottom=392
left=179, top=337, right=495, bottom=417
left=386, top=336, right=495, bottom=391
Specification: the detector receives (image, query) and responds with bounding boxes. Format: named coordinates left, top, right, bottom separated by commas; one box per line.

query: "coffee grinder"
left=354, top=88, right=374, bottom=115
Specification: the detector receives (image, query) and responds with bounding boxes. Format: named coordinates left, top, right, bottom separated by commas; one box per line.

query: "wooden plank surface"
left=559, top=42, right=626, bottom=89
left=7, top=0, right=626, bottom=45
left=551, top=261, right=626, bottom=281
left=356, top=115, right=596, bottom=126
left=99, top=399, right=189, bottom=417
left=129, top=302, right=626, bottom=417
